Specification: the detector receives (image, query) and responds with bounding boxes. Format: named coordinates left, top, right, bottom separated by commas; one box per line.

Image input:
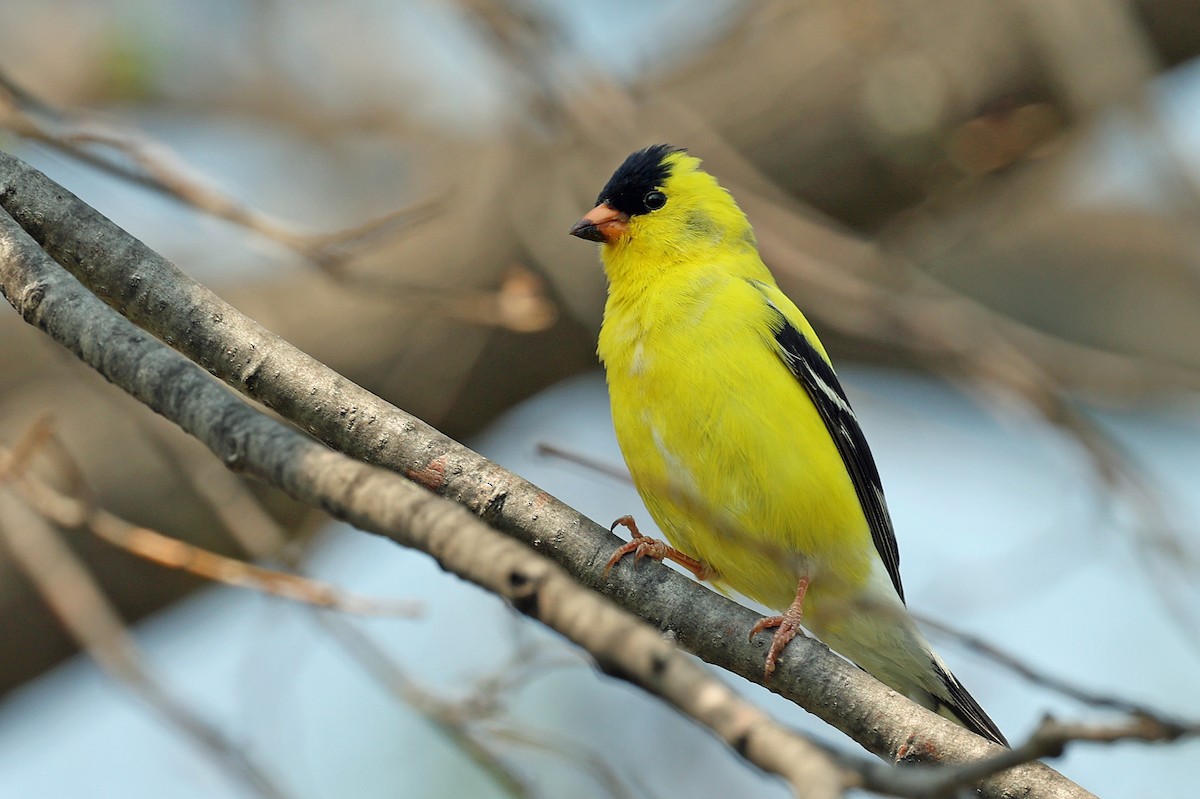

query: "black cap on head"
left=595, top=144, right=682, bottom=217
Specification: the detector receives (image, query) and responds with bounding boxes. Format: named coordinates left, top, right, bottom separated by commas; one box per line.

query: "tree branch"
left=0, top=162, right=847, bottom=797
left=0, top=151, right=1097, bottom=797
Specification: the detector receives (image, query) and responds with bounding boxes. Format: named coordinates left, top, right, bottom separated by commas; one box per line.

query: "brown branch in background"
left=1012, top=0, right=1200, bottom=275
left=535, top=441, right=631, bottom=484
left=303, top=194, right=448, bottom=269
left=132, top=417, right=310, bottom=559
left=0, top=421, right=420, bottom=618
left=919, top=613, right=1200, bottom=736
left=0, top=434, right=294, bottom=799
left=90, top=511, right=418, bottom=615
left=1014, top=0, right=1157, bottom=115
left=0, top=77, right=307, bottom=246
left=311, top=614, right=536, bottom=799
left=0, top=68, right=556, bottom=333
left=0, top=65, right=376, bottom=259
left=466, top=634, right=637, bottom=799
left=452, top=0, right=572, bottom=126
left=316, top=264, right=557, bottom=332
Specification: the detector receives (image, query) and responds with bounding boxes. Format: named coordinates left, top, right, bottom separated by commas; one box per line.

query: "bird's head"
left=569, top=145, right=754, bottom=276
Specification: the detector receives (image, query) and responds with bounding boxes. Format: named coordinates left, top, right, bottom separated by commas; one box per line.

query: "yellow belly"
left=601, top=282, right=876, bottom=616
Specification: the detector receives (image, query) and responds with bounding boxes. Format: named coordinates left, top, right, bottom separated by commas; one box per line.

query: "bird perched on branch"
left=569, top=144, right=1007, bottom=746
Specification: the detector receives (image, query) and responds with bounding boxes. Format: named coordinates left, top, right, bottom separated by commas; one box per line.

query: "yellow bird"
left=569, top=144, right=1007, bottom=746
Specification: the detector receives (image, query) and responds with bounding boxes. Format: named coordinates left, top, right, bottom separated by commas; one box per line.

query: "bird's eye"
left=643, top=190, right=667, bottom=211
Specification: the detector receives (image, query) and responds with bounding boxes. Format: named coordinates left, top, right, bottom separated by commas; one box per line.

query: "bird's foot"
left=748, top=576, right=810, bottom=679
left=604, top=515, right=713, bottom=580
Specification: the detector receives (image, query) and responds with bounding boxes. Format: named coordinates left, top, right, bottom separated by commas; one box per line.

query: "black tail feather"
left=936, top=666, right=1009, bottom=747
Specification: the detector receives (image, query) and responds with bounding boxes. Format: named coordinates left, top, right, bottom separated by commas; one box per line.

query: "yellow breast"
left=599, top=270, right=875, bottom=613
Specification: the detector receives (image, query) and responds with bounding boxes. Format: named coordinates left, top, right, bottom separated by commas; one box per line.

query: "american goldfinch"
left=569, top=144, right=1007, bottom=746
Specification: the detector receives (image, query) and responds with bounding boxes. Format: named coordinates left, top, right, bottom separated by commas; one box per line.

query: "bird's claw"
left=749, top=614, right=801, bottom=679
left=604, top=515, right=713, bottom=580
left=749, top=576, right=809, bottom=679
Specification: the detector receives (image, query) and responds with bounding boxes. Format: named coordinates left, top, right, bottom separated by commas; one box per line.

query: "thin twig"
left=535, top=441, right=631, bottom=483
left=0, top=424, right=420, bottom=617
left=850, top=715, right=1197, bottom=798
left=311, top=613, right=536, bottom=799
left=462, top=631, right=639, bottom=799
left=919, top=613, right=1200, bottom=733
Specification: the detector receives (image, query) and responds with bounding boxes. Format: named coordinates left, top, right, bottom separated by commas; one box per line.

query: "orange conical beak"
left=568, top=202, right=629, bottom=244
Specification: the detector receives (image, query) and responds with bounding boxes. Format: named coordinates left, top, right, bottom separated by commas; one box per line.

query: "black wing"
left=767, top=303, right=905, bottom=603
